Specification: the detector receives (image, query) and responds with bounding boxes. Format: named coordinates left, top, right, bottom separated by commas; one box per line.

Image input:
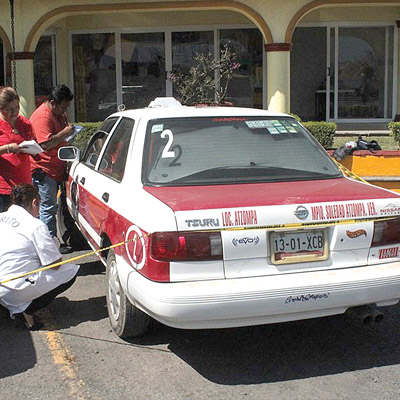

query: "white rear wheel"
left=106, top=250, right=150, bottom=338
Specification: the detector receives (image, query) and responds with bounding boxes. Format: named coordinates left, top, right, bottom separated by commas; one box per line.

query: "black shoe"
left=59, top=245, right=73, bottom=254
left=14, top=314, right=44, bottom=331
left=24, top=321, right=44, bottom=331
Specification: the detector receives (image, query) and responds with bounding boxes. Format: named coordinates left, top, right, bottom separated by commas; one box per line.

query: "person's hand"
left=63, top=123, right=75, bottom=137
left=8, top=142, right=20, bottom=153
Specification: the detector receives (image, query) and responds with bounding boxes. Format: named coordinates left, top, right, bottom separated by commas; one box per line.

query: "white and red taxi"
left=59, top=98, right=400, bottom=338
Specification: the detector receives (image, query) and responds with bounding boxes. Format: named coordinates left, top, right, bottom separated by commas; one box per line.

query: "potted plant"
left=169, top=44, right=240, bottom=106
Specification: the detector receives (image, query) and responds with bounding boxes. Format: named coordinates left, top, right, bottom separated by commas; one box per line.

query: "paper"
left=18, top=140, right=44, bottom=155
left=65, top=125, right=84, bottom=142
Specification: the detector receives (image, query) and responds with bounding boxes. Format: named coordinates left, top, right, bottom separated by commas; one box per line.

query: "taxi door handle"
left=102, top=192, right=109, bottom=203
left=80, top=177, right=86, bottom=185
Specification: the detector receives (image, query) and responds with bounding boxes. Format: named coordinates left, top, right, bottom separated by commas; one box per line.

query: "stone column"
left=8, top=52, right=35, bottom=117
left=265, top=43, right=292, bottom=114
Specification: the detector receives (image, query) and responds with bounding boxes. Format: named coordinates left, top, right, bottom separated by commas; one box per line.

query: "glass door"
left=220, top=29, right=263, bottom=108
left=329, top=25, right=394, bottom=120
left=120, top=32, right=166, bottom=109
left=292, top=25, right=395, bottom=121
left=290, top=27, right=327, bottom=121
left=34, top=35, right=57, bottom=107
left=171, top=31, right=214, bottom=101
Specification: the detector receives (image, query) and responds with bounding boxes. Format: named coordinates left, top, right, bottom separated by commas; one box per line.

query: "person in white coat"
left=0, top=184, right=79, bottom=330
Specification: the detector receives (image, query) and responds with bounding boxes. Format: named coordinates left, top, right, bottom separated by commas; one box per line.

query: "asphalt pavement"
left=1, top=248, right=400, bottom=399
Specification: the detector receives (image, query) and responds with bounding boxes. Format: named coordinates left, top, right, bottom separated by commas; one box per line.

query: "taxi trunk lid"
left=145, top=178, right=400, bottom=278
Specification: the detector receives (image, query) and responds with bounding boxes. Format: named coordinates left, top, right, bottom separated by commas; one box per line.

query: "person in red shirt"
left=0, top=86, right=34, bottom=212
left=30, top=85, right=75, bottom=239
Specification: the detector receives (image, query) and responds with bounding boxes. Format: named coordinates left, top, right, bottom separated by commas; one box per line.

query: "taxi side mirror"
left=58, top=146, right=80, bottom=162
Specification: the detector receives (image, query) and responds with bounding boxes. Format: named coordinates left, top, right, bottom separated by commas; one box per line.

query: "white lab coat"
left=0, top=205, right=79, bottom=315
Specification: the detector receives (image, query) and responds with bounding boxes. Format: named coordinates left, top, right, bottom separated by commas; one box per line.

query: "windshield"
left=142, top=116, right=341, bottom=186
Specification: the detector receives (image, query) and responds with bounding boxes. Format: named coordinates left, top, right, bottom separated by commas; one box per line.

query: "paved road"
left=1, top=248, right=400, bottom=399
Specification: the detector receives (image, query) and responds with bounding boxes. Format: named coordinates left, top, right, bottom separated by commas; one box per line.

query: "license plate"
left=270, top=229, right=328, bottom=264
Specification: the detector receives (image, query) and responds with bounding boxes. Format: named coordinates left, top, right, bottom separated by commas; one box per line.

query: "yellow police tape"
left=1, top=157, right=376, bottom=285
left=332, top=158, right=370, bottom=184
left=0, top=240, right=128, bottom=285
left=1, top=213, right=397, bottom=285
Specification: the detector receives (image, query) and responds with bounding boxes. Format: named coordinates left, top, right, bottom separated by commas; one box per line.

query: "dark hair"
left=10, top=184, right=40, bottom=209
left=48, top=84, right=74, bottom=104
left=0, top=86, right=19, bottom=109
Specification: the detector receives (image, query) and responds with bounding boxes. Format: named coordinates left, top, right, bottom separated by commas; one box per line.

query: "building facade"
left=0, top=0, right=399, bottom=129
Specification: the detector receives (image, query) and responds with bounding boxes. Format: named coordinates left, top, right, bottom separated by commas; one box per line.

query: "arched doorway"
left=24, top=2, right=272, bottom=122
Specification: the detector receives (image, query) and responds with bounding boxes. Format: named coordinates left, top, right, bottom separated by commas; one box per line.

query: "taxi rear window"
left=142, top=117, right=341, bottom=186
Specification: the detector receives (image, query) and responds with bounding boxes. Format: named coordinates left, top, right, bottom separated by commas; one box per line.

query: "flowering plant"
left=169, top=44, right=240, bottom=105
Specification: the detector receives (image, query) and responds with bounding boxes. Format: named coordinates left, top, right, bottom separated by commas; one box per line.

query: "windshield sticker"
left=282, top=121, right=298, bottom=133
left=267, top=127, right=280, bottom=134
left=270, top=120, right=288, bottom=134
left=246, top=120, right=272, bottom=129
left=151, top=124, right=164, bottom=133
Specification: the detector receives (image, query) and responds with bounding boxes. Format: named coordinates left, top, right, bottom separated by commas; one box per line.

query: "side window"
left=98, top=118, right=135, bottom=181
left=82, top=131, right=108, bottom=168
left=100, top=117, right=119, bottom=133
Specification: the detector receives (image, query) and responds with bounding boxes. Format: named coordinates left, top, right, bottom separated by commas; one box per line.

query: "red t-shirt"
left=30, top=102, right=68, bottom=181
left=0, top=116, right=34, bottom=195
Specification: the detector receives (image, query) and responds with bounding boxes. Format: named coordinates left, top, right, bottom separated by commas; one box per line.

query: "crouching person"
left=0, top=184, right=79, bottom=330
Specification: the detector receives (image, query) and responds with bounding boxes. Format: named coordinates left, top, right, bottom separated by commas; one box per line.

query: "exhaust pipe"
left=371, top=308, right=384, bottom=323
left=345, top=305, right=373, bottom=325
left=346, top=305, right=385, bottom=325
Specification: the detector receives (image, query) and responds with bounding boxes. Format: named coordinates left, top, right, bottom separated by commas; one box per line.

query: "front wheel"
left=106, top=249, right=150, bottom=338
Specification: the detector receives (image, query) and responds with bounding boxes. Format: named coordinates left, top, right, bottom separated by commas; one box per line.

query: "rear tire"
left=106, top=249, right=150, bottom=338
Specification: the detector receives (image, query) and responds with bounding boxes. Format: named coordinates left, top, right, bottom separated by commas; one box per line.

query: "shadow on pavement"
left=47, top=295, right=107, bottom=329
left=128, top=304, right=400, bottom=385
left=0, top=307, right=37, bottom=379
left=75, top=260, right=105, bottom=277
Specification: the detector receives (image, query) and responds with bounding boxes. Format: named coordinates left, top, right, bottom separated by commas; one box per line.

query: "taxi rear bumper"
left=117, top=257, right=400, bottom=329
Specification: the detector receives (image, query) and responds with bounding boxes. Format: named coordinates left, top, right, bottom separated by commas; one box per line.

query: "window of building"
left=121, top=32, right=165, bottom=110
left=71, top=27, right=263, bottom=121
left=291, top=24, right=395, bottom=121
left=172, top=30, right=214, bottom=101
left=72, top=33, right=117, bottom=122
left=34, top=35, right=56, bottom=107
left=220, top=29, right=263, bottom=108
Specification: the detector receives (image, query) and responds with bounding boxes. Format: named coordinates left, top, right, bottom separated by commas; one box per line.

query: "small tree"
left=169, top=44, right=240, bottom=105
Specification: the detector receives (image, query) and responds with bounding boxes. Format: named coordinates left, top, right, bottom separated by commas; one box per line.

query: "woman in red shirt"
left=0, top=87, right=34, bottom=212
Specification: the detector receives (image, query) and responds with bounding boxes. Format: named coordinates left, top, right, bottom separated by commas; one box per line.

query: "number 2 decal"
left=161, top=129, right=175, bottom=158
left=161, top=129, right=182, bottom=166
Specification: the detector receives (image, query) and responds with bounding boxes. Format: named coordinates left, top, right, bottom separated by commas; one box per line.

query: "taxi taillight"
left=372, top=217, right=400, bottom=247
left=150, top=231, right=223, bottom=261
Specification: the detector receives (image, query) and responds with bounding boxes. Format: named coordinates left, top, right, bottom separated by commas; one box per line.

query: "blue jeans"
left=33, top=174, right=59, bottom=237
left=0, top=194, right=11, bottom=212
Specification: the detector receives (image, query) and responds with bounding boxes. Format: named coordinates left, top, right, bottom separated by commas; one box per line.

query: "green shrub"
left=302, top=121, right=336, bottom=149
left=388, top=121, right=400, bottom=147
left=71, top=122, right=102, bottom=150
left=289, top=113, right=301, bottom=121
